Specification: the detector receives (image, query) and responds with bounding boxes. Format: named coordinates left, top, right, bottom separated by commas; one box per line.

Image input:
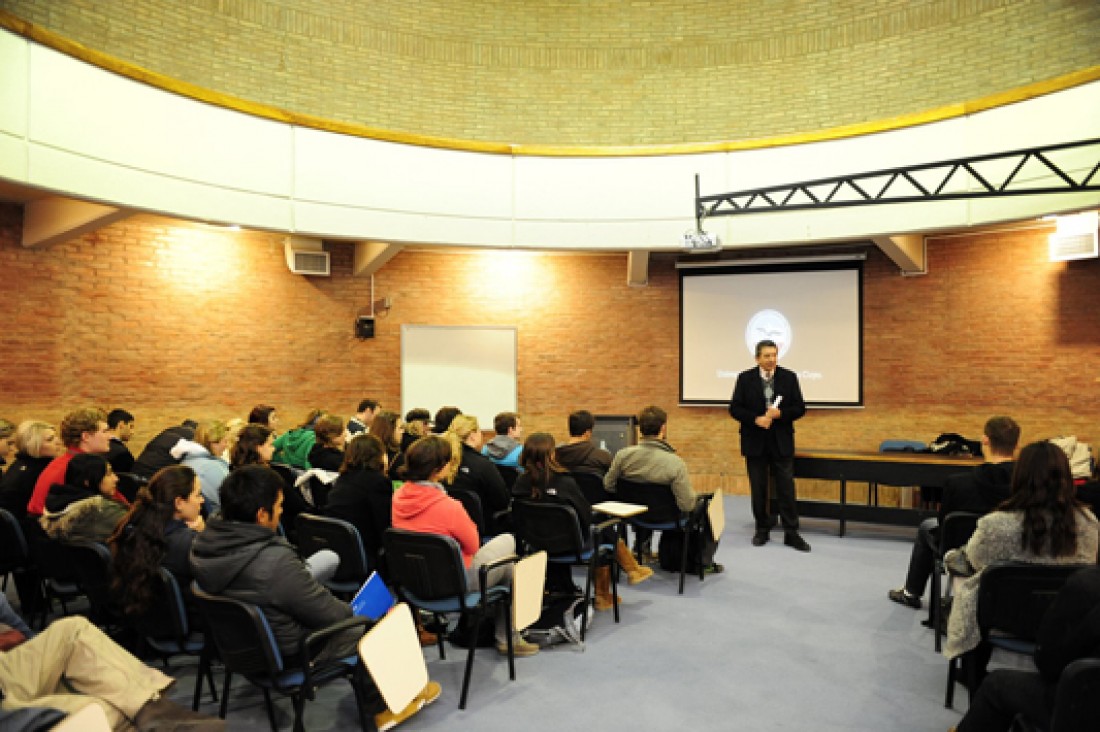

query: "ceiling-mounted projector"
left=682, top=230, right=721, bottom=252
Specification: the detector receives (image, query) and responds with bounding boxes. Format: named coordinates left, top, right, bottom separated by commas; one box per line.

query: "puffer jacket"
left=189, top=517, right=350, bottom=654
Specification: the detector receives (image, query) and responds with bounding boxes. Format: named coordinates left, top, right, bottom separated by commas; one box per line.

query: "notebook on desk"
left=351, top=571, right=396, bottom=620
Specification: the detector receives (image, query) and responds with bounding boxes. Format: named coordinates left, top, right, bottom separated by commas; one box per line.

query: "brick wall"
left=4, top=0, right=1099, bottom=145
left=2, top=205, right=1099, bottom=495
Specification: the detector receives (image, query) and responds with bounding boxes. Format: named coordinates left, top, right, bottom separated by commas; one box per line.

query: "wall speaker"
left=356, top=316, right=375, bottom=339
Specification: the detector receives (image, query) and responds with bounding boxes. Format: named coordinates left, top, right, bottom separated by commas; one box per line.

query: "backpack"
left=658, top=528, right=702, bottom=573
left=524, top=592, right=590, bottom=650
left=929, top=432, right=982, bottom=457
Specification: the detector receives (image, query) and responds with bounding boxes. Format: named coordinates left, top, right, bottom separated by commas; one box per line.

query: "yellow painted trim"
left=3, top=10, right=1100, bottom=159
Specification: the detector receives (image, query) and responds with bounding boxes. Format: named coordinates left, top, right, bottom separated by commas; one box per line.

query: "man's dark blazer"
left=728, top=365, right=806, bottom=458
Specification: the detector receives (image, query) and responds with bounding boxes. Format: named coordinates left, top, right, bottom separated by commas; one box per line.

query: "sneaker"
left=752, top=531, right=769, bottom=546
left=496, top=635, right=540, bottom=657
left=783, top=532, right=811, bottom=552
left=887, top=587, right=922, bottom=609
left=703, top=562, right=725, bottom=574
left=374, top=681, right=441, bottom=731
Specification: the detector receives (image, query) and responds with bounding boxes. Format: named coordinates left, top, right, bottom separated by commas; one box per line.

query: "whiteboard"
left=401, top=325, right=517, bottom=423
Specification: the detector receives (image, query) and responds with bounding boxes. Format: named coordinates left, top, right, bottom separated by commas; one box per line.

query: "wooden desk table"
left=792, top=449, right=981, bottom=536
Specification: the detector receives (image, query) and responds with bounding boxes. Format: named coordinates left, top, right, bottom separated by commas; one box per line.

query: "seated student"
left=393, top=434, right=538, bottom=657
left=0, top=592, right=223, bottom=730
left=307, top=414, right=347, bottom=472
left=0, top=420, right=60, bottom=617
left=105, top=409, right=136, bottom=475
left=131, top=420, right=197, bottom=479
left=401, top=408, right=432, bottom=452
left=346, top=398, right=379, bottom=438
left=190, top=464, right=441, bottom=729
left=431, top=406, right=462, bottom=435
left=229, top=424, right=276, bottom=470
left=0, top=418, right=16, bottom=470
left=109, top=465, right=206, bottom=619
left=0, top=420, right=59, bottom=520
left=953, top=564, right=1100, bottom=732
left=39, top=454, right=129, bottom=544
left=27, top=407, right=112, bottom=517
left=887, top=416, right=1019, bottom=610
left=369, top=410, right=405, bottom=479
left=514, top=433, right=652, bottom=611
left=176, top=421, right=231, bottom=517
left=482, top=412, right=523, bottom=469
left=247, top=404, right=280, bottom=432
left=555, top=409, right=613, bottom=476
left=324, top=434, right=393, bottom=568
left=272, top=409, right=325, bottom=469
left=943, top=441, right=1099, bottom=681
left=447, top=415, right=511, bottom=535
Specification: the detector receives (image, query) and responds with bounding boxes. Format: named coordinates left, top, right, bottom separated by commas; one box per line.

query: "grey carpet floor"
left=151, top=495, right=968, bottom=731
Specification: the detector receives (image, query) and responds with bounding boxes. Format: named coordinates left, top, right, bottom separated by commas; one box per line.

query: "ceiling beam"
left=872, top=235, right=926, bottom=274
left=352, top=240, right=403, bottom=277
left=22, top=197, right=130, bottom=248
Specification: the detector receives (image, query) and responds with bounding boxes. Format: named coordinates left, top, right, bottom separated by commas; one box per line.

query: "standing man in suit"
left=729, top=339, right=810, bottom=551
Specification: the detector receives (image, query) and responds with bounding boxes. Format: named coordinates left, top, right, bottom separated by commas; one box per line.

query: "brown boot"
left=615, top=539, right=654, bottom=585
left=593, top=566, right=619, bottom=611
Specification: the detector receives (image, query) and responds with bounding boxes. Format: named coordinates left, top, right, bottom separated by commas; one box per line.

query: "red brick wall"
left=2, top=204, right=1099, bottom=493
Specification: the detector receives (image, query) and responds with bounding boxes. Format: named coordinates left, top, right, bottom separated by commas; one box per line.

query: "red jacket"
left=391, top=481, right=479, bottom=567
left=27, top=449, right=79, bottom=516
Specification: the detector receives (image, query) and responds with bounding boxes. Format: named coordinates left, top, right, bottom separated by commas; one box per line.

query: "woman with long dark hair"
left=515, top=432, right=651, bottom=610
left=108, top=465, right=205, bottom=616
left=324, top=433, right=393, bottom=562
left=39, top=453, right=128, bottom=544
left=230, top=424, right=275, bottom=469
left=370, top=410, right=406, bottom=479
left=944, top=440, right=1098, bottom=667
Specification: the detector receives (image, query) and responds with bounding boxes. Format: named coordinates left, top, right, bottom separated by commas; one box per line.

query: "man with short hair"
left=105, top=408, right=135, bottom=474
left=555, top=410, right=612, bottom=476
left=401, top=408, right=432, bottom=451
left=482, top=412, right=523, bottom=468
left=190, top=464, right=441, bottom=729
left=432, top=406, right=462, bottom=435
left=27, top=407, right=112, bottom=517
left=729, top=339, right=810, bottom=552
left=887, top=416, right=1020, bottom=609
left=131, top=420, right=196, bottom=479
left=346, top=399, right=380, bottom=437
left=604, top=405, right=721, bottom=571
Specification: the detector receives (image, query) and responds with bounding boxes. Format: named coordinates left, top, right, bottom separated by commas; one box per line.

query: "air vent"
left=1048, top=231, right=1098, bottom=262
left=284, top=236, right=330, bottom=276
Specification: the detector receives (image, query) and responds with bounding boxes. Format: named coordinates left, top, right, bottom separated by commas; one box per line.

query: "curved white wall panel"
left=1, top=28, right=1098, bottom=251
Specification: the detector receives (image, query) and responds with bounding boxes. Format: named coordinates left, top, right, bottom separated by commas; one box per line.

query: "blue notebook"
left=351, top=571, right=396, bottom=620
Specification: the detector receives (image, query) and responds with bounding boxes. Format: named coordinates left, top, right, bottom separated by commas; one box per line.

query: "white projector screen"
left=679, top=262, right=863, bottom=407
left=401, top=325, right=518, bottom=422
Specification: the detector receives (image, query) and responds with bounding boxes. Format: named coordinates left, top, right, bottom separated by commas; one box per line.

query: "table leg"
left=839, top=478, right=847, bottom=537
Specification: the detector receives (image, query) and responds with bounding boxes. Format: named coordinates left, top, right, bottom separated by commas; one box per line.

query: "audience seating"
left=930, top=511, right=981, bottom=652
left=131, top=568, right=218, bottom=711
left=66, top=541, right=124, bottom=634
left=192, top=583, right=372, bottom=732
left=447, top=487, right=488, bottom=540
left=383, top=528, right=518, bottom=710
left=114, top=472, right=149, bottom=503
left=945, top=561, right=1088, bottom=709
left=495, top=465, right=519, bottom=494
left=1010, top=657, right=1100, bottom=732
left=0, top=508, right=29, bottom=593
left=510, top=499, right=618, bottom=639
left=569, top=472, right=610, bottom=505
left=615, top=479, right=711, bottom=594
left=32, top=536, right=83, bottom=627
left=295, top=513, right=371, bottom=599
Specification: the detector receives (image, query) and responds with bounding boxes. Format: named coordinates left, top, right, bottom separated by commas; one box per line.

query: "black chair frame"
left=382, top=528, right=517, bottom=710
left=615, top=479, right=711, bottom=594
left=510, top=499, right=620, bottom=640
left=192, top=583, right=372, bottom=732
left=931, top=511, right=981, bottom=652
left=295, top=513, right=371, bottom=599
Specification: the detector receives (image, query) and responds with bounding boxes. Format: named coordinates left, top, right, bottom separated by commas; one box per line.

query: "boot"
left=593, top=566, right=620, bottom=611
left=414, top=612, right=438, bottom=647
left=615, top=539, right=654, bottom=585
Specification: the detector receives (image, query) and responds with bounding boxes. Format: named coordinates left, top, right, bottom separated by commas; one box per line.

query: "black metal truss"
left=696, top=138, right=1100, bottom=225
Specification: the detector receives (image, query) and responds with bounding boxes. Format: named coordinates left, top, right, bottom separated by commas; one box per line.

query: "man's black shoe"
left=888, top=588, right=922, bottom=609
left=784, top=532, right=811, bottom=552
left=752, top=531, right=769, bottom=546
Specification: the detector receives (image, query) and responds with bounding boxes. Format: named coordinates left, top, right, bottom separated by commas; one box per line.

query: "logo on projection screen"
left=745, top=309, right=792, bottom=358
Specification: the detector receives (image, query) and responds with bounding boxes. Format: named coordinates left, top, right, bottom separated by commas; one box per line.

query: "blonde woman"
left=179, top=421, right=231, bottom=516
left=447, top=415, right=510, bottom=534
